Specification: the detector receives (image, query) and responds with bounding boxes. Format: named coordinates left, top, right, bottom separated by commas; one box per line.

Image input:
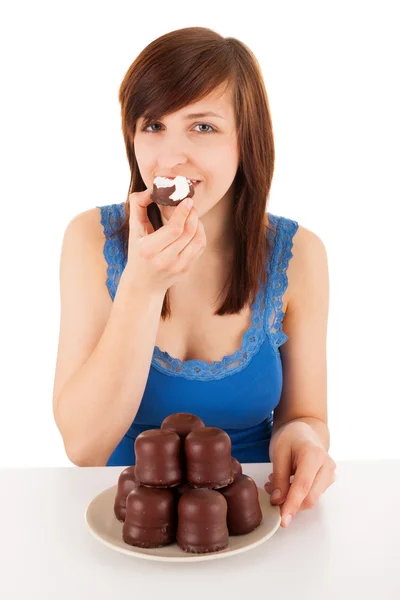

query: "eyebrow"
left=138, top=111, right=225, bottom=125
left=183, top=111, right=225, bottom=120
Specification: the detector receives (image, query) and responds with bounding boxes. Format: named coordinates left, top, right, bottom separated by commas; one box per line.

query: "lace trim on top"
left=153, top=286, right=268, bottom=381
left=265, top=216, right=299, bottom=352
left=98, top=204, right=299, bottom=381
left=98, top=203, right=127, bottom=297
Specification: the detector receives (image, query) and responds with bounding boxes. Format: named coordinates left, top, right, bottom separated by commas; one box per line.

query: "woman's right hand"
left=125, top=188, right=207, bottom=295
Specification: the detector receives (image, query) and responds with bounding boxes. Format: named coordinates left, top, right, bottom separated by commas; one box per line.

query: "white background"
left=1, top=1, right=398, bottom=467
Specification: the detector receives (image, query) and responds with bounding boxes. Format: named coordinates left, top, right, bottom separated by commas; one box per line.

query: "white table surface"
left=1, top=461, right=399, bottom=600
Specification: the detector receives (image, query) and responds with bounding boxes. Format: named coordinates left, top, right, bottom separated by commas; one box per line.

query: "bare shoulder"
left=59, top=206, right=111, bottom=320
left=263, top=214, right=328, bottom=312
left=286, top=223, right=329, bottom=313
left=53, top=207, right=111, bottom=408
left=65, top=206, right=106, bottom=244
left=62, top=206, right=108, bottom=274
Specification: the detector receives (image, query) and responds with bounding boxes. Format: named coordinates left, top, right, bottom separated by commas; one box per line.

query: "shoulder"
left=63, top=202, right=126, bottom=244
left=61, top=203, right=128, bottom=302
left=60, top=206, right=111, bottom=283
left=263, top=213, right=328, bottom=312
left=63, top=206, right=106, bottom=247
left=291, top=223, right=327, bottom=261
left=286, top=222, right=328, bottom=314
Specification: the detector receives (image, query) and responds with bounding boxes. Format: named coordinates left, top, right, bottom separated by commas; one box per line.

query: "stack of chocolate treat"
left=114, top=413, right=262, bottom=554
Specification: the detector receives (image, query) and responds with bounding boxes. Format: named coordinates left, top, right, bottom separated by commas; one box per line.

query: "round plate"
left=85, top=484, right=281, bottom=562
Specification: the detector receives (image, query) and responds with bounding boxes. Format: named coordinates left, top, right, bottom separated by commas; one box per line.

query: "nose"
left=156, top=136, right=189, bottom=170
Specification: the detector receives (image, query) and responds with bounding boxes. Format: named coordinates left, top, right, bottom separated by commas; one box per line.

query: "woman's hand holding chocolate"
left=125, top=186, right=206, bottom=295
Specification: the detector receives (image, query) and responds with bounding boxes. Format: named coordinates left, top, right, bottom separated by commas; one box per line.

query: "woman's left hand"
left=264, top=421, right=337, bottom=528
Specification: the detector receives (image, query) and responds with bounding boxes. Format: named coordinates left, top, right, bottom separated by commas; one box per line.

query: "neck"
left=174, top=197, right=235, bottom=287
left=200, top=192, right=235, bottom=255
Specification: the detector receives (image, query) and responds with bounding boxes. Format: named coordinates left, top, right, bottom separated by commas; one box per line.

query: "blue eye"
left=142, top=122, right=216, bottom=134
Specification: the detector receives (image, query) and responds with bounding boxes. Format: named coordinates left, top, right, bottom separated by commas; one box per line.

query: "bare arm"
left=269, top=225, right=330, bottom=462
left=53, top=210, right=164, bottom=466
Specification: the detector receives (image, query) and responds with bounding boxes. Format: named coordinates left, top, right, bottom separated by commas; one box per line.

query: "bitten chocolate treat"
left=135, top=429, right=183, bottom=488
left=219, top=474, right=263, bottom=535
left=176, top=489, right=229, bottom=553
left=150, top=175, right=195, bottom=206
left=114, top=466, right=140, bottom=522
left=123, top=486, right=176, bottom=548
left=185, top=427, right=234, bottom=489
left=161, top=412, right=205, bottom=441
left=231, top=456, right=243, bottom=476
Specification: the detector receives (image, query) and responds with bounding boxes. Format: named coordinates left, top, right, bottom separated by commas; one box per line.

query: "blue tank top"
left=97, top=202, right=299, bottom=465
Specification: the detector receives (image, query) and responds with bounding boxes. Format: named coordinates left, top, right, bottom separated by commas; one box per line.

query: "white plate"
left=85, top=484, right=281, bottom=562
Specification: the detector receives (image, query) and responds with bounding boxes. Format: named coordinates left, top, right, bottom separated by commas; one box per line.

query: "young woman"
left=53, top=27, right=336, bottom=528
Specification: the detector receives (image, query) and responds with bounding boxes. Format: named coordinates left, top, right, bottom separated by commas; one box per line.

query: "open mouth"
left=156, top=176, right=202, bottom=187
left=186, top=178, right=202, bottom=187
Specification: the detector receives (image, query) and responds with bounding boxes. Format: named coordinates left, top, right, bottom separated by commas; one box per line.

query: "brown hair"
left=113, top=26, right=276, bottom=319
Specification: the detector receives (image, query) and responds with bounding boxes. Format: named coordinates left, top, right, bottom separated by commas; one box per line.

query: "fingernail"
left=271, top=489, right=281, bottom=501
left=185, top=197, right=193, bottom=209
left=282, top=514, right=292, bottom=527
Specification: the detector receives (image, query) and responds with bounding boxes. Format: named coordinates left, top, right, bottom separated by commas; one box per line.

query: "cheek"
left=133, top=143, right=155, bottom=185
left=210, top=141, right=238, bottom=170
left=133, top=140, right=149, bottom=164
left=201, top=148, right=237, bottom=181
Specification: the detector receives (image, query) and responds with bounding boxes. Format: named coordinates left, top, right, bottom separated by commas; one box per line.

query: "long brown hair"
left=113, top=27, right=276, bottom=319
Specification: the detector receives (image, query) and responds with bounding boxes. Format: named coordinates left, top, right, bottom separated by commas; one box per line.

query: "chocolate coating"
left=174, top=480, right=195, bottom=499
left=176, top=489, right=229, bottom=553
left=161, top=412, right=206, bottom=441
left=161, top=413, right=206, bottom=474
left=135, top=429, right=183, bottom=487
left=114, top=466, right=140, bottom=522
left=123, top=486, right=176, bottom=548
left=219, top=474, right=262, bottom=535
left=185, top=427, right=234, bottom=489
left=151, top=178, right=195, bottom=207
left=231, top=456, right=243, bottom=476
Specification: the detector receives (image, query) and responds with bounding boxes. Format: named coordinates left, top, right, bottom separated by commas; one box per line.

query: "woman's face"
left=133, top=83, right=239, bottom=220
